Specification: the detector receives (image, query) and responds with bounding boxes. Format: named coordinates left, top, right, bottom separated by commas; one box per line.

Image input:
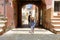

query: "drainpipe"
left=4, top=0, right=6, bottom=17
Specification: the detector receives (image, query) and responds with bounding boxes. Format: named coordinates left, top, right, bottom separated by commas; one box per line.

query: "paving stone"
left=0, top=28, right=60, bottom=40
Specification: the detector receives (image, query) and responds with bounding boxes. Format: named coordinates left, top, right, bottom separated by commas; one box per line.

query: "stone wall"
left=0, top=0, right=4, bottom=15
left=0, top=0, right=55, bottom=28
left=4, top=0, right=14, bottom=27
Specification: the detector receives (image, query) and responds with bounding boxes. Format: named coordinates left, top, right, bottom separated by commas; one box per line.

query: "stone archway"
left=13, top=0, right=46, bottom=28
left=17, top=1, right=42, bottom=28
left=21, top=4, right=39, bottom=28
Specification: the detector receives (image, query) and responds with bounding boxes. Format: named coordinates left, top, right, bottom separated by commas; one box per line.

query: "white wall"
left=52, top=0, right=60, bottom=16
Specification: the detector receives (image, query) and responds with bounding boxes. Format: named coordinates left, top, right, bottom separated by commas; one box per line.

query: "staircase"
left=51, top=13, right=60, bottom=34
left=0, top=15, right=7, bottom=35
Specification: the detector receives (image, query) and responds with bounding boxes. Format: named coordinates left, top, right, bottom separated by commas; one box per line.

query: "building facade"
left=0, top=0, right=60, bottom=34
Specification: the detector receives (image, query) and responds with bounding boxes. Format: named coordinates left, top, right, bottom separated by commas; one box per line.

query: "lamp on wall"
left=5, top=0, right=8, bottom=3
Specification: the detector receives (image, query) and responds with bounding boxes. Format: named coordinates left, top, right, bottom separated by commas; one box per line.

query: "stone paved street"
left=0, top=28, right=60, bottom=40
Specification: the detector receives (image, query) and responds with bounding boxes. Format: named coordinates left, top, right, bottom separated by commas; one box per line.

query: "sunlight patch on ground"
left=4, top=28, right=54, bottom=35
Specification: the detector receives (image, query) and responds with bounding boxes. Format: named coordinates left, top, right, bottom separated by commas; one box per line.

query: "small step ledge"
left=51, top=21, right=60, bottom=22
left=0, top=24, right=5, bottom=27
left=0, top=20, right=7, bottom=22
left=51, top=18, right=60, bottom=19
left=0, top=29, right=3, bottom=32
left=54, top=28, right=60, bottom=31
left=52, top=24, right=60, bottom=26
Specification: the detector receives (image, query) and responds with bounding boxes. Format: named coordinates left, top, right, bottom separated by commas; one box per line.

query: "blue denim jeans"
left=30, top=22, right=36, bottom=30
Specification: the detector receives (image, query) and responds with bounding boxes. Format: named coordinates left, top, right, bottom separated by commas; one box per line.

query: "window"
left=54, top=1, right=60, bottom=12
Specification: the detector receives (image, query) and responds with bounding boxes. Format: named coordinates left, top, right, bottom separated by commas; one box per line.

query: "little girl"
left=29, top=17, right=36, bottom=33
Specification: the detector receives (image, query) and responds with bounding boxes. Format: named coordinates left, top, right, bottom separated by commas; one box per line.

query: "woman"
left=29, top=17, right=36, bottom=33
left=28, top=15, right=31, bottom=28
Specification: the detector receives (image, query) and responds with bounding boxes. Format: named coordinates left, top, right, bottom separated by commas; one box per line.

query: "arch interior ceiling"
left=20, top=0, right=41, bottom=1
left=18, top=0, right=42, bottom=5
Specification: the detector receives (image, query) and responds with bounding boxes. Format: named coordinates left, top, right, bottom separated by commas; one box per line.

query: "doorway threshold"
left=4, top=28, right=54, bottom=34
left=12, top=28, right=46, bottom=31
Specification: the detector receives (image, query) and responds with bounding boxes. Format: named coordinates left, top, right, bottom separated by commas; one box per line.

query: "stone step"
left=51, top=19, right=60, bottom=25
left=0, top=29, right=3, bottom=32
left=54, top=16, right=60, bottom=18
left=0, top=15, right=7, bottom=35
left=51, top=21, right=60, bottom=22
left=0, top=24, right=5, bottom=28
left=0, top=22, right=6, bottom=24
left=0, top=29, right=4, bottom=35
left=51, top=22, right=60, bottom=24
left=0, top=23, right=6, bottom=35
left=52, top=28, right=60, bottom=34
left=51, top=18, right=60, bottom=23
left=51, top=18, right=60, bottom=19
left=0, top=20, right=7, bottom=23
left=0, top=20, right=7, bottom=24
left=0, top=16, right=7, bottom=20
left=0, top=15, right=4, bottom=17
left=5, top=28, right=54, bottom=34
left=51, top=19, right=60, bottom=21
left=52, top=24, right=60, bottom=28
left=53, top=26, right=60, bottom=28
left=12, top=28, right=47, bottom=31
left=0, top=18, right=7, bottom=20
left=52, top=24, right=60, bottom=26
left=58, top=13, right=60, bottom=16
left=0, top=17, right=7, bottom=19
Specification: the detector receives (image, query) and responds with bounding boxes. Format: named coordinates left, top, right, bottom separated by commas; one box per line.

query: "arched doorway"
left=22, top=4, right=39, bottom=28
left=16, top=1, right=41, bottom=28
left=13, top=0, right=46, bottom=28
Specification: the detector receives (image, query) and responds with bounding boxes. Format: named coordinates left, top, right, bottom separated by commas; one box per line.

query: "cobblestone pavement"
left=0, top=28, right=60, bottom=40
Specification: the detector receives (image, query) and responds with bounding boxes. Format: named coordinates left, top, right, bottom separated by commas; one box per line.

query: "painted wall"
left=45, top=0, right=60, bottom=18
left=0, top=0, right=56, bottom=28
left=0, top=0, right=4, bottom=15
left=6, top=0, right=14, bottom=27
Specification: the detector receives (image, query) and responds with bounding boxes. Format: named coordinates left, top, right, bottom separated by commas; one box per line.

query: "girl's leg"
left=32, top=27, right=34, bottom=32
left=31, top=26, right=34, bottom=33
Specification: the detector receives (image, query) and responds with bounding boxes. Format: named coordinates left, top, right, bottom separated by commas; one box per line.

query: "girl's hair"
left=31, top=17, right=34, bottom=21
